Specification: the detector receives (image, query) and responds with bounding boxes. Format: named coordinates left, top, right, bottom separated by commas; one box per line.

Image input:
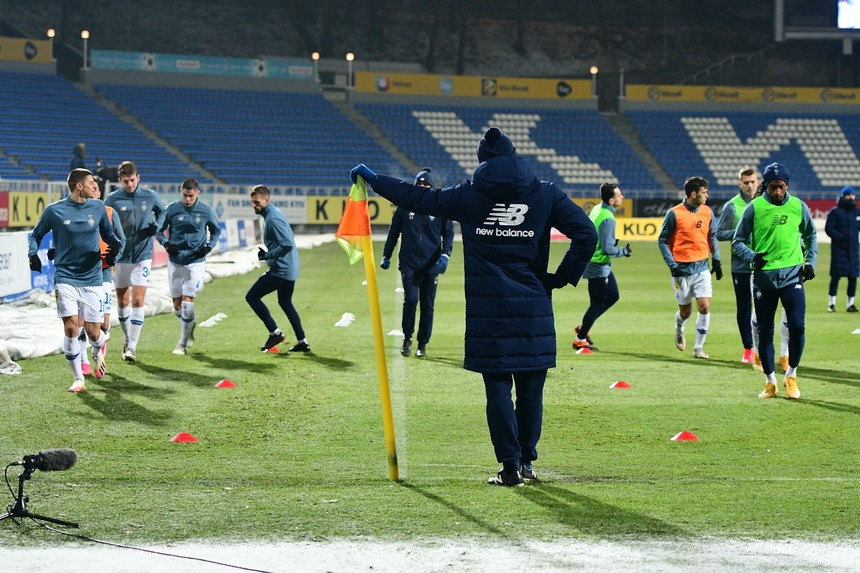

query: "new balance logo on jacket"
left=476, top=203, right=536, bottom=238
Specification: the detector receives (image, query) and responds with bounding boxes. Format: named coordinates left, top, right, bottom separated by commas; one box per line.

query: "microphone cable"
left=31, top=520, right=278, bottom=573
left=3, top=464, right=275, bottom=573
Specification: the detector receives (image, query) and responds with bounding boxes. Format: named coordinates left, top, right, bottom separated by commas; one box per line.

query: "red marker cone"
left=610, top=380, right=631, bottom=389
left=215, top=379, right=236, bottom=388
left=170, top=432, right=198, bottom=443
left=575, top=347, right=593, bottom=355
left=670, top=431, right=699, bottom=442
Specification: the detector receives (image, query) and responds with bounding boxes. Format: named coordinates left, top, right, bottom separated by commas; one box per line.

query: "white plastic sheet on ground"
left=0, top=234, right=334, bottom=374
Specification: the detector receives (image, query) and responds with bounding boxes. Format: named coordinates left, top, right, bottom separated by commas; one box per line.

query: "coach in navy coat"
left=351, top=127, right=597, bottom=486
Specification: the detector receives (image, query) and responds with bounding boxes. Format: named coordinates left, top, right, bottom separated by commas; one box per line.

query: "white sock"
left=694, top=312, right=709, bottom=349
left=848, top=296, right=856, bottom=308
left=78, top=327, right=90, bottom=366
left=786, top=366, right=797, bottom=378
left=829, top=295, right=836, bottom=306
left=180, top=301, right=195, bottom=345
left=118, top=306, right=131, bottom=339
left=88, top=330, right=106, bottom=356
left=64, top=336, right=82, bottom=380
left=128, top=307, right=145, bottom=349
left=674, top=311, right=686, bottom=330
left=766, top=372, right=777, bottom=384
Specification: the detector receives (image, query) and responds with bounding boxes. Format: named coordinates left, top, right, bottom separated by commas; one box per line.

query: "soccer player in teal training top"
left=104, top=161, right=165, bottom=363
left=733, top=162, right=817, bottom=399
left=28, top=169, right=124, bottom=393
left=246, top=185, right=309, bottom=353
left=156, top=178, right=221, bottom=355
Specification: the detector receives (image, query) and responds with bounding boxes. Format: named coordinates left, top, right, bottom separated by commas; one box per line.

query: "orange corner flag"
left=335, top=177, right=371, bottom=265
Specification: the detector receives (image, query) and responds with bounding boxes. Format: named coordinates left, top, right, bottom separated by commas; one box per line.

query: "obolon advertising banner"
left=627, top=84, right=860, bottom=105
left=355, top=71, right=590, bottom=100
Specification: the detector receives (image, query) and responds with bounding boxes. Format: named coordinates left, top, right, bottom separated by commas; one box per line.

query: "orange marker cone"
left=170, top=432, right=198, bottom=443
left=610, top=380, right=631, bottom=389
left=215, top=379, right=236, bottom=388
left=670, top=431, right=699, bottom=442
left=575, top=347, right=593, bottom=355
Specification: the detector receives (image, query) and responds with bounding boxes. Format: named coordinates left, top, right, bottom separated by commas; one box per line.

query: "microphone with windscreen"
left=13, top=449, right=77, bottom=472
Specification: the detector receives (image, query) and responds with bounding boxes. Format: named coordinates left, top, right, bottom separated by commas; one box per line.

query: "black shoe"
left=520, top=465, right=537, bottom=481
left=487, top=470, right=524, bottom=487
left=575, top=324, right=593, bottom=345
left=828, top=304, right=836, bottom=313
left=401, top=339, right=412, bottom=357
left=416, top=344, right=427, bottom=357
left=261, top=332, right=285, bottom=351
left=289, top=339, right=311, bottom=352
left=848, top=305, right=858, bottom=313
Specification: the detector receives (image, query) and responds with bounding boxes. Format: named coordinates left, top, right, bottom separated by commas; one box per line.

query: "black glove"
left=193, top=244, right=212, bottom=258
left=29, top=254, right=42, bottom=273
left=146, top=223, right=158, bottom=237
left=380, top=257, right=391, bottom=270
left=670, top=266, right=684, bottom=277
left=712, top=259, right=723, bottom=281
left=622, top=243, right=632, bottom=257
left=257, top=247, right=267, bottom=261
left=104, top=245, right=117, bottom=267
left=47, top=248, right=55, bottom=261
left=545, top=273, right=567, bottom=291
left=802, top=265, right=815, bottom=282
left=164, top=243, right=180, bottom=257
left=752, top=251, right=768, bottom=270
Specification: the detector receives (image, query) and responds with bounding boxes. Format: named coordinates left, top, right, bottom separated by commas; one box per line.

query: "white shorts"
left=114, top=260, right=151, bottom=288
left=102, top=281, right=114, bottom=315
left=168, top=260, right=205, bottom=299
left=672, top=270, right=713, bottom=305
left=55, top=283, right=104, bottom=322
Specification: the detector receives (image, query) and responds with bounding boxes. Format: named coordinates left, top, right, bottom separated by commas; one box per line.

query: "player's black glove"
left=752, top=251, right=768, bottom=270
left=544, top=272, right=567, bottom=292
left=712, top=259, right=723, bottom=281
left=380, top=257, right=391, bottom=270
left=47, top=248, right=55, bottom=261
left=29, top=254, right=42, bottom=273
left=670, top=266, right=684, bottom=277
left=104, top=245, right=117, bottom=267
left=257, top=247, right=267, bottom=261
left=802, top=265, right=815, bottom=282
left=193, top=244, right=212, bottom=258
left=164, top=243, right=180, bottom=257
left=622, top=243, right=632, bottom=257
left=146, top=223, right=158, bottom=236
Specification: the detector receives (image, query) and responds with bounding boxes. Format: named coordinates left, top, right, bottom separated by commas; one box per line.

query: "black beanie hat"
left=476, top=127, right=516, bottom=163
left=415, top=167, right=435, bottom=187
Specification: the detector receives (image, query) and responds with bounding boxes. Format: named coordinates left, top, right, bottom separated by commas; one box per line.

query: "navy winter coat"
left=369, top=156, right=597, bottom=374
left=382, top=206, right=454, bottom=273
left=825, top=198, right=860, bottom=278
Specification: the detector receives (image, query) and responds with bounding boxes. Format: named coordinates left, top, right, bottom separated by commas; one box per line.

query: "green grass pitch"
left=1, top=240, right=857, bottom=544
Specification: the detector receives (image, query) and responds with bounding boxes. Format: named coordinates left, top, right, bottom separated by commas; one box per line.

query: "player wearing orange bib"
left=657, top=177, right=722, bottom=359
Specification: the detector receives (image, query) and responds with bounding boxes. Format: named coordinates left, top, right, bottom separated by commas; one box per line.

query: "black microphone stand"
left=0, top=462, right=79, bottom=527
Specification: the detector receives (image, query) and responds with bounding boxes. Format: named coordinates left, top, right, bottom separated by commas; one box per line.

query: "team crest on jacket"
left=87, top=214, right=95, bottom=227
left=140, top=202, right=148, bottom=212
left=483, top=204, right=529, bottom=226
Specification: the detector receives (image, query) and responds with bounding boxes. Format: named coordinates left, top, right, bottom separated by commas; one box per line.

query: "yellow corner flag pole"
left=335, top=177, right=399, bottom=481
left=361, top=234, right=399, bottom=481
